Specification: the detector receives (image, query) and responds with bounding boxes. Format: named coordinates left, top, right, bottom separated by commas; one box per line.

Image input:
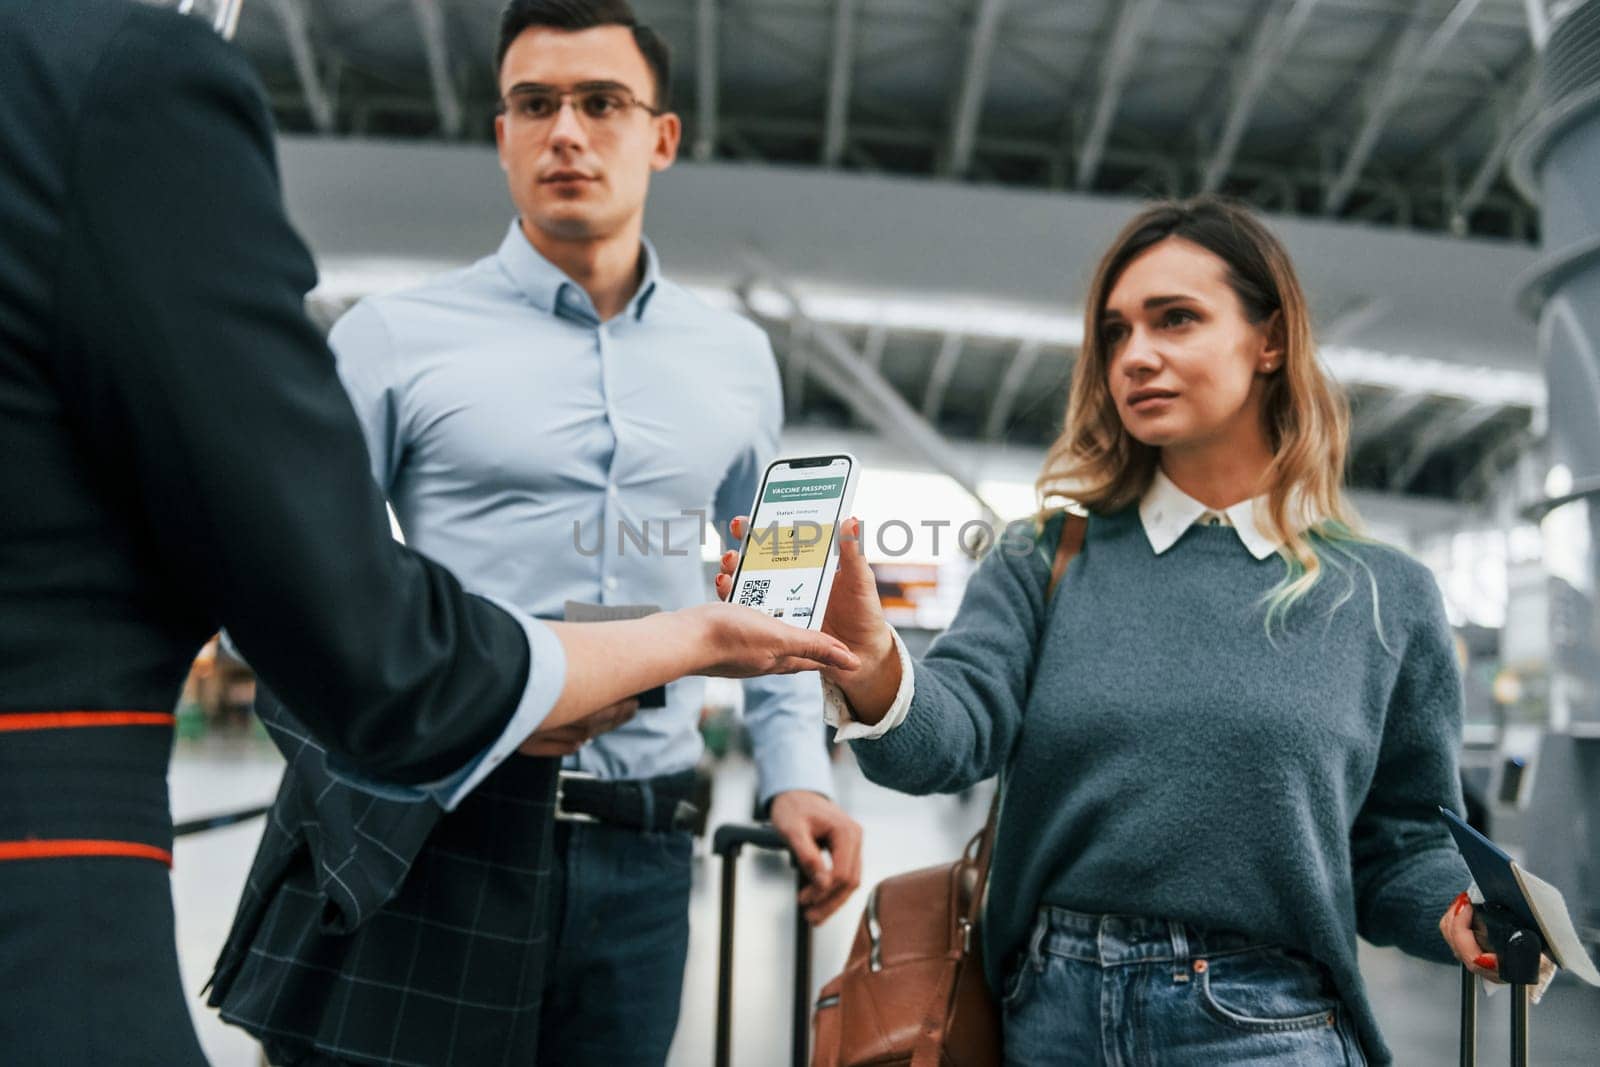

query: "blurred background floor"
left=171, top=744, right=1598, bottom=1066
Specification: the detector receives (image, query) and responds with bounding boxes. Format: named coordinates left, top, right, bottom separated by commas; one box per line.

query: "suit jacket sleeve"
left=50, top=10, right=549, bottom=785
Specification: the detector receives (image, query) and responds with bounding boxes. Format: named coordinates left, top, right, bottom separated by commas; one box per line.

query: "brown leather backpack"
left=810, top=513, right=1085, bottom=1067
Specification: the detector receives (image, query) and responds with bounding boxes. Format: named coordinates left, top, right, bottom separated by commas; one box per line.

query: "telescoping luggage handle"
left=712, top=823, right=812, bottom=1067
left=1459, top=902, right=1544, bottom=1067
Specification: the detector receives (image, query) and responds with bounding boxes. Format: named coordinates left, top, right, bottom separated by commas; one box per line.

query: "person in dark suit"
left=0, top=2, right=858, bottom=1064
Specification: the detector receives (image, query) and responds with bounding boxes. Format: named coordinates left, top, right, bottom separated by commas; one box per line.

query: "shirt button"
left=607, top=484, right=619, bottom=498
left=604, top=577, right=619, bottom=592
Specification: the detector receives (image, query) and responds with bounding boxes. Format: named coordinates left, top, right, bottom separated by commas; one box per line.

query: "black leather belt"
left=554, top=769, right=702, bottom=834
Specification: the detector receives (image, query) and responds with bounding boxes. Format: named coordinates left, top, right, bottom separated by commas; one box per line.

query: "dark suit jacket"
left=0, top=1, right=547, bottom=1058
left=208, top=692, right=559, bottom=1066
left=0, top=0, right=534, bottom=780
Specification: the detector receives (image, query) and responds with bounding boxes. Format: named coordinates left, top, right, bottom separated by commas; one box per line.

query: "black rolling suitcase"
left=1458, top=902, right=1546, bottom=1067
left=712, top=823, right=812, bottom=1067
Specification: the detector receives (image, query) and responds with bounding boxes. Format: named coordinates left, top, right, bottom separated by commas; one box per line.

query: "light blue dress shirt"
left=328, top=221, right=832, bottom=804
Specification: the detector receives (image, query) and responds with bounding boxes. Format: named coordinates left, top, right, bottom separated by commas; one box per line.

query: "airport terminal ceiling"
left=236, top=0, right=1558, bottom=506
left=239, top=0, right=1541, bottom=239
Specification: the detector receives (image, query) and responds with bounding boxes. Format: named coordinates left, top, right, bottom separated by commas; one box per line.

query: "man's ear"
left=494, top=114, right=510, bottom=171
left=651, top=112, right=682, bottom=173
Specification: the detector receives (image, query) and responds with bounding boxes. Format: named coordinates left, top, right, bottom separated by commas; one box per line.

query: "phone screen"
left=730, top=456, right=853, bottom=627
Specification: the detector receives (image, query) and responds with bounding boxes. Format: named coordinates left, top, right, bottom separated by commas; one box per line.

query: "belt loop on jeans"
left=1169, top=920, right=1191, bottom=983
left=1027, top=910, right=1050, bottom=971
left=638, top=778, right=655, bottom=831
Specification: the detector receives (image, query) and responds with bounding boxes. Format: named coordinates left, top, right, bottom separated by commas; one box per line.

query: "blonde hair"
left=1035, top=196, right=1371, bottom=633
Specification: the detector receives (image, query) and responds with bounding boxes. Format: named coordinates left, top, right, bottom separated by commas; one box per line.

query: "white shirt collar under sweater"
left=1139, top=469, right=1284, bottom=561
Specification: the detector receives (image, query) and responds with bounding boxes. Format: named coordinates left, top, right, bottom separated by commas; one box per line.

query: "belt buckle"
left=554, top=770, right=601, bottom=824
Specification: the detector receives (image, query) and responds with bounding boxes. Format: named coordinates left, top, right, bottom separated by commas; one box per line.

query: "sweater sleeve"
left=1349, top=566, right=1472, bottom=962
left=850, top=518, right=1055, bottom=795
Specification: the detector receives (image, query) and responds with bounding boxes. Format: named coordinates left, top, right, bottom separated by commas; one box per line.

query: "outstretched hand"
left=678, top=601, right=860, bottom=677
left=716, top=516, right=891, bottom=672
left=717, top=516, right=900, bottom=722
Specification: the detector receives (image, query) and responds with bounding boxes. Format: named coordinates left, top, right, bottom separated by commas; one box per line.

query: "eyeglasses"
left=496, top=84, right=664, bottom=132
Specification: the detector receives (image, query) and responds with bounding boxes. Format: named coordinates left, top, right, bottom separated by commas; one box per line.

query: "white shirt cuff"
left=823, top=627, right=914, bottom=742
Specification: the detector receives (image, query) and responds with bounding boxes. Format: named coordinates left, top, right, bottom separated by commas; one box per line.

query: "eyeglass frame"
left=495, top=81, right=668, bottom=131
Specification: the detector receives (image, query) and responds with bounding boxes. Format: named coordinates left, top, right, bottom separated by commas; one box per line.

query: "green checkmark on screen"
left=789, top=583, right=803, bottom=595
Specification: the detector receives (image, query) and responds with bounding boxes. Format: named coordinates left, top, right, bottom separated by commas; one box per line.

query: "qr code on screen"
left=738, top=579, right=770, bottom=607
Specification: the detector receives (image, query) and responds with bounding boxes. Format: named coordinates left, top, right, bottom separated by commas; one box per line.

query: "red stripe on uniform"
left=0, top=840, right=173, bottom=866
left=0, top=711, right=175, bottom=732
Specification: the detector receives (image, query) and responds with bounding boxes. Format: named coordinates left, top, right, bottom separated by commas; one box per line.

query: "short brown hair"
left=495, top=0, right=672, bottom=108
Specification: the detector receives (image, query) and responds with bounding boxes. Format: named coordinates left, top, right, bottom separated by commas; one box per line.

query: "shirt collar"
left=495, top=219, right=662, bottom=323
left=1138, top=468, right=1283, bottom=561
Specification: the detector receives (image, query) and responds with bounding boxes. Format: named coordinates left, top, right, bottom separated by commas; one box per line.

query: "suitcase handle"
left=713, top=822, right=812, bottom=1067
left=1459, top=904, right=1545, bottom=1067
left=713, top=822, right=791, bottom=857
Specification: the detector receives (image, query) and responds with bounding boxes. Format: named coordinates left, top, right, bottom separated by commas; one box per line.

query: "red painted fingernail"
left=1474, top=954, right=1497, bottom=970
left=1454, top=892, right=1470, bottom=916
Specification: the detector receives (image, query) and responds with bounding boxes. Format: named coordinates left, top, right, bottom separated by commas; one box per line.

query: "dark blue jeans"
left=1002, top=906, right=1367, bottom=1066
left=538, top=820, right=695, bottom=1066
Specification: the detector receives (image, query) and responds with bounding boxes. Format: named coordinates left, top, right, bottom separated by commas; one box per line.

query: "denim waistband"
left=1034, top=905, right=1272, bottom=968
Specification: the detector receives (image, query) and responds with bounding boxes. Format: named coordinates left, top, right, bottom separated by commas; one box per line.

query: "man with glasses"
left=0, top=0, right=861, bottom=1063
left=210, top=3, right=863, bottom=1065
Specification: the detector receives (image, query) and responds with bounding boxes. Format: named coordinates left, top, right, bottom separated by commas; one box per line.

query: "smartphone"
left=727, top=454, right=859, bottom=630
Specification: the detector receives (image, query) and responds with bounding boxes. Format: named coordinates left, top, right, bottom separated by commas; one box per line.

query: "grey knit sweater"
left=851, top=508, right=1471, bottom=1064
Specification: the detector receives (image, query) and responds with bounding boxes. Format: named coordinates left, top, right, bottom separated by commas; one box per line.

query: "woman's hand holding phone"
left=719, top=516, right=902, bottom=725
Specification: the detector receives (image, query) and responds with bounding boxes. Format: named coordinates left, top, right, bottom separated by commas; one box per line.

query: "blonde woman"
left=721, top=198, right=1494, bottom=1064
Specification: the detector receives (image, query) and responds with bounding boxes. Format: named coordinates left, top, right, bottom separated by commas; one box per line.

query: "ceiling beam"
left=1523, top=0, right=1550, bottom=49
left=1352, top=390, right=1433, bottom=455
left=1320, top=296, right=1391, bottom=345
left=984, top=339, right=1043, bottom=441
left=1454, top=59, right=1538, bottom=225
left=1388, top=401, right=1503, bottom=490
left=944, top=0, right=1009, bottom=177
left=270, top=0, right=335, bottom=134
left=921, top=332, right=967, bottom=418
left=731, top=114, right=1532, bottom=227
left=822, top=0, right=860, bottom=167
left=784, top=317, right=812, bottom=414
left=1200, top=0, right=1323, bottom=193
left=737, top=283, right=1002, bottom=530
left=782, top=112, right=1355, bottom=178
left=694, top=0, right=719, bottom=161
left=410, top=0, right=462, bottom=139
left=1076, top=0, right=1163, bottom=189
left=1465, top=426, right=1535, bottom=499
left=862, top=322, right=889, bottom=371
left=1324, top=0, right=1484, bottom=214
